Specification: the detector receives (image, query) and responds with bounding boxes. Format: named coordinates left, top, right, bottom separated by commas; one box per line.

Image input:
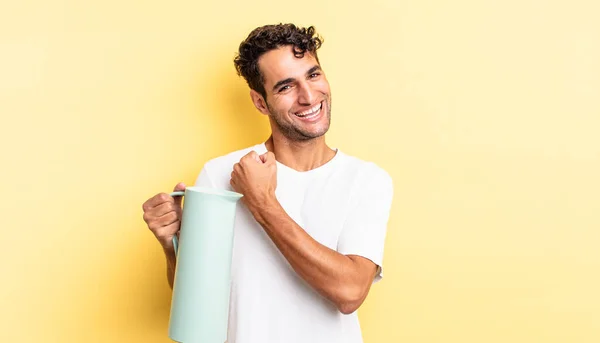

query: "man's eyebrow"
left=306, top=65, right=321, bottom=75
left=272, top=78, right=295, bottom=92
left=271, top=65, right=322, bottom=92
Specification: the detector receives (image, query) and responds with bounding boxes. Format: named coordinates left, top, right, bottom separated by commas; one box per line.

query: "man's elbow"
left=336, top=284, right=370, bottom=315
left=338, top=299, right=362, bottom=315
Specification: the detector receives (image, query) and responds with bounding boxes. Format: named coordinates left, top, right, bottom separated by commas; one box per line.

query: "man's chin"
left=270, top=116, right=330, bottom=141
left=297, top=126, right=330, bottom=140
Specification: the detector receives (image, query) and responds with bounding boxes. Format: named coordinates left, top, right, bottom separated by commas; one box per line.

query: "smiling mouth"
left=293, top=101, right=323, bottom=119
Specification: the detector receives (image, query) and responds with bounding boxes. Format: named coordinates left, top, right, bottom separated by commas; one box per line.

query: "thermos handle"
left=169, top=191, right=185, bottom=254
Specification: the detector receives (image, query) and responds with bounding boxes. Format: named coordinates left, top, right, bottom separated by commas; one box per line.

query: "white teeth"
left=295, top=103, right=322, bottom=117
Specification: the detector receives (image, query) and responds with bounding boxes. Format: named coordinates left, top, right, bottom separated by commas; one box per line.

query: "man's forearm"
left=164, top=247, right=176, bottom=289
left=250, top=197, right=377, bottom=314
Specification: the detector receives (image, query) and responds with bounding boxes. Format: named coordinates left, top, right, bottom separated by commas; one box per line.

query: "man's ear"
left=250, top=89, right=270, bottom=115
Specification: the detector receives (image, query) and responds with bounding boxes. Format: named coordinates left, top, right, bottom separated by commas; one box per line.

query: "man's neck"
left=264, top=134, right=336, bottom=172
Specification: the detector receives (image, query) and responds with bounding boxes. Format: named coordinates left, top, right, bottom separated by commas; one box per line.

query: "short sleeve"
left=194, top=166, right=215, bottom=188
left=337, top=167, right=394, bottom=283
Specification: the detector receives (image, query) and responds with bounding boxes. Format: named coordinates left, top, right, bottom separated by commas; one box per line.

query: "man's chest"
left=273, top=176, right=355, bottom=249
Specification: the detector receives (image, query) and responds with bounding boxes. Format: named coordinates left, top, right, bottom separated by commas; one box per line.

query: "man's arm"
left=230, top=150, right=391, bottom=314
left=251, top=197, right=379, bottom=314
left=142, top=182, right=187, bottom=290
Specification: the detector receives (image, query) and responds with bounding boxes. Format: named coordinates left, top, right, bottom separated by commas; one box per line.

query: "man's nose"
left=297, top=82, right=315, bottom=105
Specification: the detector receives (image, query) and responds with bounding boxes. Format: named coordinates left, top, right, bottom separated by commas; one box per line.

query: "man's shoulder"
left=337, top=150, right=393, bottom=185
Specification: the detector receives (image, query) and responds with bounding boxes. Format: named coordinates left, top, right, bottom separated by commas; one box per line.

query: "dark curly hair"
left=233, top=23, right=323, bottom=100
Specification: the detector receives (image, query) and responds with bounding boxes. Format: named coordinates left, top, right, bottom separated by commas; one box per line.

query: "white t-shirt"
left=194, top=142, right=394, bottom=343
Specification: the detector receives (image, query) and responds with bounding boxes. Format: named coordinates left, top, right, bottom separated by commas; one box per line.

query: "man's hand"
left=142, top=182, right=186, bottom=250
left=230, top=151, right=277, bottom=214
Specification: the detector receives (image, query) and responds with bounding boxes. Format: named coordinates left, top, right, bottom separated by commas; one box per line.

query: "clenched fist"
left=142, top=182, right=186, bottom=250
left=230, top=151, right=277, bottom=213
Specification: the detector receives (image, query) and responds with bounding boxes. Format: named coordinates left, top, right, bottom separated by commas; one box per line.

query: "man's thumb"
left=259, top=153, right=268, bottom=163
left=262, top=151, right=276, bottom=164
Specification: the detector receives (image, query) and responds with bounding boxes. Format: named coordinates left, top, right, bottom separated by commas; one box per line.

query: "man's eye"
left=310, top=73, right=320, bottom=78
left=278, top=85, right=291, bottom=92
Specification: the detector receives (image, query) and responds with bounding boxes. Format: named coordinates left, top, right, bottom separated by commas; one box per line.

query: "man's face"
left=256, top=46, right=331, bottom=141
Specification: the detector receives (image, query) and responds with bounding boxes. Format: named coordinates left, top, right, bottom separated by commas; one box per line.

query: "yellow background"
left=1, top=0, right=599, bottom=342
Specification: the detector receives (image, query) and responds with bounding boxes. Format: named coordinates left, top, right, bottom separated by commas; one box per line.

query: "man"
left=142, top=23, right=394, bottom=343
